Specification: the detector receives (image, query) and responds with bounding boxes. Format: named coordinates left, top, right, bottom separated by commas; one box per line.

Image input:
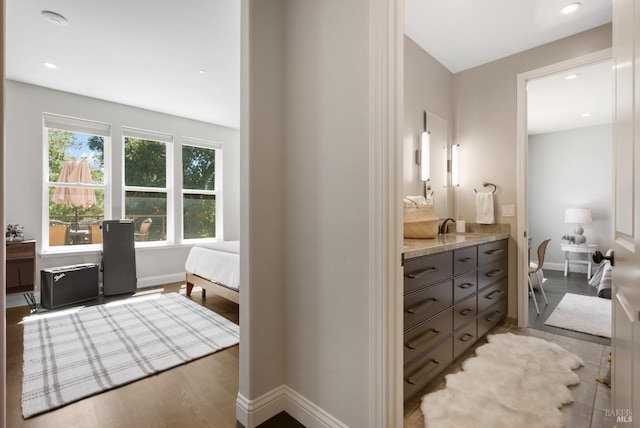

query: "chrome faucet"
left=439, top=218, right=456, bottom=234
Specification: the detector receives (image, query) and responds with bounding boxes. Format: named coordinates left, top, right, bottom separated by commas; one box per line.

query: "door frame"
left=515, top=48, right=612, bottom=327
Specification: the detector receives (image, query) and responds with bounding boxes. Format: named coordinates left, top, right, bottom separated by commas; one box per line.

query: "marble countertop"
left=403, top=233, right=510, bottom=261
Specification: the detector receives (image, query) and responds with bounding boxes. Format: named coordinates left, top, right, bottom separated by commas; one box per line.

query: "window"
left=44, top=114, right=110, bottom=249
left=123, top=127, right=172, bottom=243
left=182, top=139, right=221, bottom=240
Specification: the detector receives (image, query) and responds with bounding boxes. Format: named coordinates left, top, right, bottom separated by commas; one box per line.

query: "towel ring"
left=474, top=182, right=497, bottom=194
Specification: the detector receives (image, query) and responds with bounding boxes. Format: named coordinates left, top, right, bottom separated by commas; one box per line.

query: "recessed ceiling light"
left=582, top=113, right=591, bottom=117
left=42, top=62, right=57, bottom=69
left=565, top=74, right=579, bottom=80
left=561, top=3, right=581, bottom=14
left=41, top=10, right=69, bottom=26
left=198, top=69, right=207, bottom=74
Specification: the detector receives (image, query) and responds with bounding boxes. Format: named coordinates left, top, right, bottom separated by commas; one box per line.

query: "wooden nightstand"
left=6, top=240, right=37, bottom=310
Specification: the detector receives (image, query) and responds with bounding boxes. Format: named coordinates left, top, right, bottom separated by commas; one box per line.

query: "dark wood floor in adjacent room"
left=528, top=269, right=611, bottom=346
left=6, top=283, right=240, bottom=428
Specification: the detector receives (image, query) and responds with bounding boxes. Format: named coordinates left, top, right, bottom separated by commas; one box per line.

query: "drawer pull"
left=486, top=309, right=504, bottom=323
left=406, top=359, right=440, bottom=385
left=485, top=269, right=504, bottom=278
left=485, top=248, right=504, bottom=255
left=458, top=257, right=473, bottom=262
left=460, top=308, right=473, bottom=316
left=459, top=333, right=474, bottom=343
left=407, top=328, right=441, bottom=350
left=407, top=266, right=440, bottom=279
left=486, top=290, right=504, bottom=300
left=407, top=297, right=439, bottom=314
left=458, top=282, right=474, bottom=289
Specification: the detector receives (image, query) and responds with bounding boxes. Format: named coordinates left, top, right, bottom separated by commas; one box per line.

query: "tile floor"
left=403, top=324, right=613, bottom=428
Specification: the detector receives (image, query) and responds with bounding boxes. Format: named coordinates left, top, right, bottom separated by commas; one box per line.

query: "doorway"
left=516, top=49, right=613, bottom=342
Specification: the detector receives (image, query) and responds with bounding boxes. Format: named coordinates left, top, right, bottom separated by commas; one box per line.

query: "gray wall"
left=528, top=124, right=613, bottom=271
left=5, top=80, right=240, bottom=306
left=452, top=23, right=612, bottom=317
left=404, top=36, right=454, bottom=218
left=242, top=0, right=381, bottom=425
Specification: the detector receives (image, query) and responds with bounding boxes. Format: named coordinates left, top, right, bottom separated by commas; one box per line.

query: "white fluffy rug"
left=421, top=333, right=584, bottom=428
left=544, top=293, right=611, bottom=338
left=21, top=292, right=239, bottom=418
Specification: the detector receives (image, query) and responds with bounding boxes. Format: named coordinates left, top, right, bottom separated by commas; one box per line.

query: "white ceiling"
left=405, top=0, right=612, bottom=74
left=6, top=0, right=241, bottom=129
left=404, top=0, right=613, bottom=134
left=527, top=59, right=612, bottom=135
left=7, top=1, right=612, bottom=134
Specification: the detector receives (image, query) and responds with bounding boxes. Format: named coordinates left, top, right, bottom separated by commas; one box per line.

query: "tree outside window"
left=124, top=135, right=169, bottom=242
left=182, top=143, right=218, bottom=240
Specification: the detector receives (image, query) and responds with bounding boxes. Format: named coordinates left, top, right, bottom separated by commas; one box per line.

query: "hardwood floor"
left=6, top=283, right=240, bottom=428
left=528, top=269, right=611, bottom=346
left=8, top=271, right=610, bottom=427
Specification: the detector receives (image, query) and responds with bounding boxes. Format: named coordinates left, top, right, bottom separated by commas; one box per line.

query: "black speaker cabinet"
left=41, top=263, right=99, bottom=309
left=102, top=219, right=137, bottom=296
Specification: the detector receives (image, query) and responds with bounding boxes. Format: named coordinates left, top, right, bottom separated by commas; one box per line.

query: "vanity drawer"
left=477, top=278, right=507, bottom=313
left=454, top=246, right=477, bottom=275
left=453, top=295, right=477, bottom=331
left=404, top=280, right=453, bottom=330
left=404, top=337, right=453, bottom=400
left=478, top=239, right=507, bottom=266
left=404, top=251, right=453, bottom=294
left=404, top=308, right=452, bottom=365
left=453, top=271, right=477, bottom=302
left=477, top=258, right=507, bottom=290
left=453, top=322, right=477, bottom=358
left=477, top=299, right=508, bottom=338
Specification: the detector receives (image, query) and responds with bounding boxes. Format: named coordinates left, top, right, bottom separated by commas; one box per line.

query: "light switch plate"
left=502, top=205, right=515, bottom=217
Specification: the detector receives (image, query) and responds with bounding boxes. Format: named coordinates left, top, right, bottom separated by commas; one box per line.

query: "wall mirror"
left=403, top=111, right=450, bottom=219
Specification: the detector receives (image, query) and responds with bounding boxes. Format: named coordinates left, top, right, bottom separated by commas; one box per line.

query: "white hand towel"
left=476, top=191, right=495, bottom=224
left=404, top=195, right=429, bottom=206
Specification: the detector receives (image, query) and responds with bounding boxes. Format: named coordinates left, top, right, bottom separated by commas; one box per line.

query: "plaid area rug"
left=21, top=292, right=239, bottom=418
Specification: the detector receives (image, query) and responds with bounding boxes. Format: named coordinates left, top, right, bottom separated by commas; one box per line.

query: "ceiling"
left=405, top=0, right=613, bottom=134
left=7, top=1, right=612, bottom=134
left=527, top=59, right=612, bottom=135
left=6, top=0, right=241, bottom=129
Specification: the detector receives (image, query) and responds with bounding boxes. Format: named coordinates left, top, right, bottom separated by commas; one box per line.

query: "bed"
left=589, top=250, right=612, bottom=299
left=185, top=241, right=239, bottom=304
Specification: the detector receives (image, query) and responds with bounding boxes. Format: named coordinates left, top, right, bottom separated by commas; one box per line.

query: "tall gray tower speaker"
left=102, top=219, right=137, bottom=296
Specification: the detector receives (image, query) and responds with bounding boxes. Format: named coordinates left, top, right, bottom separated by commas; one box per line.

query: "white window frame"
left=181, top=137, right=222, bottom=243
left=42, top=113, right=111, bottom=253
left=122, top=127, right=174, bottom=245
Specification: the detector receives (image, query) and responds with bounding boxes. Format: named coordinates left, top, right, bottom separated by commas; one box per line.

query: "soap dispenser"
left=456, top=216, right=466, bottom=233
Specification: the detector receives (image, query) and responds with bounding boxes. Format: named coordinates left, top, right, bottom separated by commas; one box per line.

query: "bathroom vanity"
left=402, top=233, right=510, bottom=400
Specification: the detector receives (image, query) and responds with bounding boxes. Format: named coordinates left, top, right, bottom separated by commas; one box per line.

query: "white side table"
left=560, top=243, right=597, bottom=278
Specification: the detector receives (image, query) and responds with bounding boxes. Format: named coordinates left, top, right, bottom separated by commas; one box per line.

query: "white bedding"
left=185, top=241, right=239, bottom=291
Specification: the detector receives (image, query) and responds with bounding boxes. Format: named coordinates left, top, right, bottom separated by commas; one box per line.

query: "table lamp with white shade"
left=564, top=208, right=592, bottom=244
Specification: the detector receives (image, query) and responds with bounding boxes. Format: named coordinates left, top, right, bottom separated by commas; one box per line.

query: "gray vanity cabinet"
left=403, top=238, right=508, bottom=400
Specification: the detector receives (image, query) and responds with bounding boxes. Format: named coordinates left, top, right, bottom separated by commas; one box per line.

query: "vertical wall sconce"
left=443, top=145, right=448, bottom=187
left=416, top=111, right=430, bottom=182
left=451, top=144, right=460, bottom=187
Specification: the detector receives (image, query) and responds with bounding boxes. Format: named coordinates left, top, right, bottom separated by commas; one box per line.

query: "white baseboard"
left=6, top=273, right=187, bottom=309
left=236, top=385, right=348, bottom=428
left=136, top=272, right=186, bottom=289
left=543, top=262, right=588, bottom=274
